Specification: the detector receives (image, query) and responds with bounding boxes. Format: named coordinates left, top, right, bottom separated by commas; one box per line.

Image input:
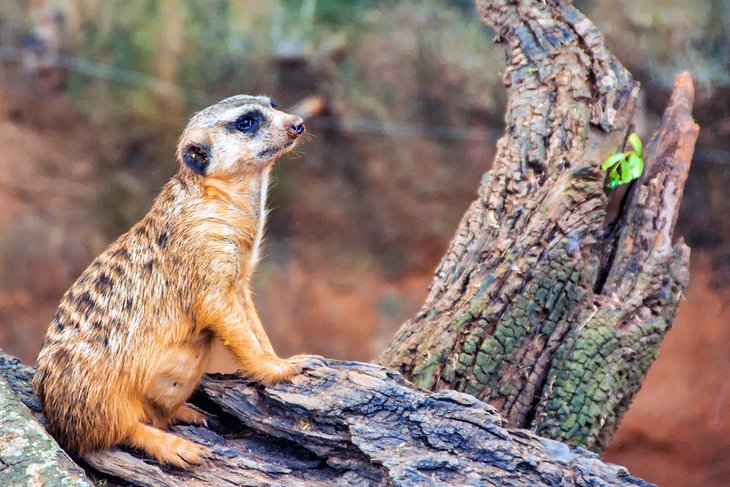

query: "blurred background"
left=0, top=1, right=727, bottom=485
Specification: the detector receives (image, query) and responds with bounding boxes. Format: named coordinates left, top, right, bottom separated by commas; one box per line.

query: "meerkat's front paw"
left=287, top=354, right=327, bottom=371
left=250, top=354, right=327, bottom=384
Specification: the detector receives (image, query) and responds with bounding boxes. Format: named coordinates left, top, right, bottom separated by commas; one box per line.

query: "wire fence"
left=1, top=45, right=728, bottom=166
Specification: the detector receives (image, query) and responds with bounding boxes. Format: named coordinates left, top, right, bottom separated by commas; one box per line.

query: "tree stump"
left=379, top=0, right=698, bottom=452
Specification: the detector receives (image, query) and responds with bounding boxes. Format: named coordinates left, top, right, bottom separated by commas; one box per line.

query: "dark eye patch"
left=227, top=109, right=264, bottom=136
left=182, top=143, right=211, bottom=175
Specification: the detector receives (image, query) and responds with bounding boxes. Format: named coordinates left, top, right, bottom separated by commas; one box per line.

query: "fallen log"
left=1, top=351, right=651, bottom=486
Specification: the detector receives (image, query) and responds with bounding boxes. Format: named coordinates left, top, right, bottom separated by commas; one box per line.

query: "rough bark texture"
left=1, top=350, right=652, bottom=486
left=0, top=354, right=92, bottom=486
left=379, top=0, right=698, bottom=452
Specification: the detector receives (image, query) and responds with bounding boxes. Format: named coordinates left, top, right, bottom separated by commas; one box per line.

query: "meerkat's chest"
left=249, top=169, right=271, bottom=267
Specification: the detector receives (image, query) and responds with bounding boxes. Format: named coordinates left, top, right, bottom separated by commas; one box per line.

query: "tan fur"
left=33, top=95, right=320, bottom=468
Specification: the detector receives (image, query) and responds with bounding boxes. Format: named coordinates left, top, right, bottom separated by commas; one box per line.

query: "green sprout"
left=601, top=133, right=644, bottom=189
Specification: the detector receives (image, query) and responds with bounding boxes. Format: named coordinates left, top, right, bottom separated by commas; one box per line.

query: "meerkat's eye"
left=236, top=116, right=254, bottom=130
left=234, top=110, right=262, bottom=133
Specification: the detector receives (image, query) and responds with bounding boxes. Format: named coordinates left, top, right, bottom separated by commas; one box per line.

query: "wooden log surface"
left=1, top=350, right=652, bottom=486
left=0, top=363, right=91, bottom=486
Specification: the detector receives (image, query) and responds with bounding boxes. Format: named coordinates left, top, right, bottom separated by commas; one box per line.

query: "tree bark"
left=1, top=350, right=652, bottom=486
left=0, top=358, right=91, bottom=486
left=378, top=0, right=698, bottom=452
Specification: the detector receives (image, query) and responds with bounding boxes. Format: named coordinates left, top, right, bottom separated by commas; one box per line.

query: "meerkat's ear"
left=182, top=143, right=212, bottom=175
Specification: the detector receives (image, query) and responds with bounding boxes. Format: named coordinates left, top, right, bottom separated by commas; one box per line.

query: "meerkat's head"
left=176, top=95, right=305, bottom=178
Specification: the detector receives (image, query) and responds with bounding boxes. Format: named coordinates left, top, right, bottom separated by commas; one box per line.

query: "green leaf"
left=601, top=152, right=626, bottom=171
left=603, top=134, right=645, bottom=189
left=607, top=164, right=621, bottom=189
left=624, top=153, right=644, bottom=182
left=616, top=158, right=634, bottom=184
left=628, top=132, right=643, bottom=157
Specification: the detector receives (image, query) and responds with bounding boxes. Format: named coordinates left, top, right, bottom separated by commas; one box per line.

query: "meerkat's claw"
left=173, top=405, right=208, bottom=427
left=127, top=423, right=208, bottom=469
left=175, top=441, right=209, bottom=469
left=288, top=354, right=327, bottom=370
left=248, top=354, right=328, bottom=385
left=168, top=442, right=207, bottom=469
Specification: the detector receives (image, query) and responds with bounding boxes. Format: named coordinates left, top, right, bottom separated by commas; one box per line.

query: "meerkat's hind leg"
left=124, top=422, right=208, bottom=468
left=143, top=339, right=213, bottom=427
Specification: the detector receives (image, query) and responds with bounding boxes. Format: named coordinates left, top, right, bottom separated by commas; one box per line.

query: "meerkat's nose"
left=287, top=118, right=306, bottom=138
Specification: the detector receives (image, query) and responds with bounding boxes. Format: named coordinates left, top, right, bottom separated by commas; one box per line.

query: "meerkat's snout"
left=287, top=118, right=305, bottom=138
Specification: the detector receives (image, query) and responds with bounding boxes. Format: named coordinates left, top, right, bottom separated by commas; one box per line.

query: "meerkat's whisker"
left=301, top=132, right=317, bottom=142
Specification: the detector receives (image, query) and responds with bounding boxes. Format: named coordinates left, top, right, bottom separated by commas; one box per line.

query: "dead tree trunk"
left=379, top=0, right=698, bottom=452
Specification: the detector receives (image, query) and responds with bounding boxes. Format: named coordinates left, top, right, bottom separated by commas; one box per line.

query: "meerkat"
left=33, top=95, right=323, bottom=468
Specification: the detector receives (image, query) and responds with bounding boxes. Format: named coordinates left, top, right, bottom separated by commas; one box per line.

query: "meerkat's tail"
left=33, top=351, right=133, bottom=456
